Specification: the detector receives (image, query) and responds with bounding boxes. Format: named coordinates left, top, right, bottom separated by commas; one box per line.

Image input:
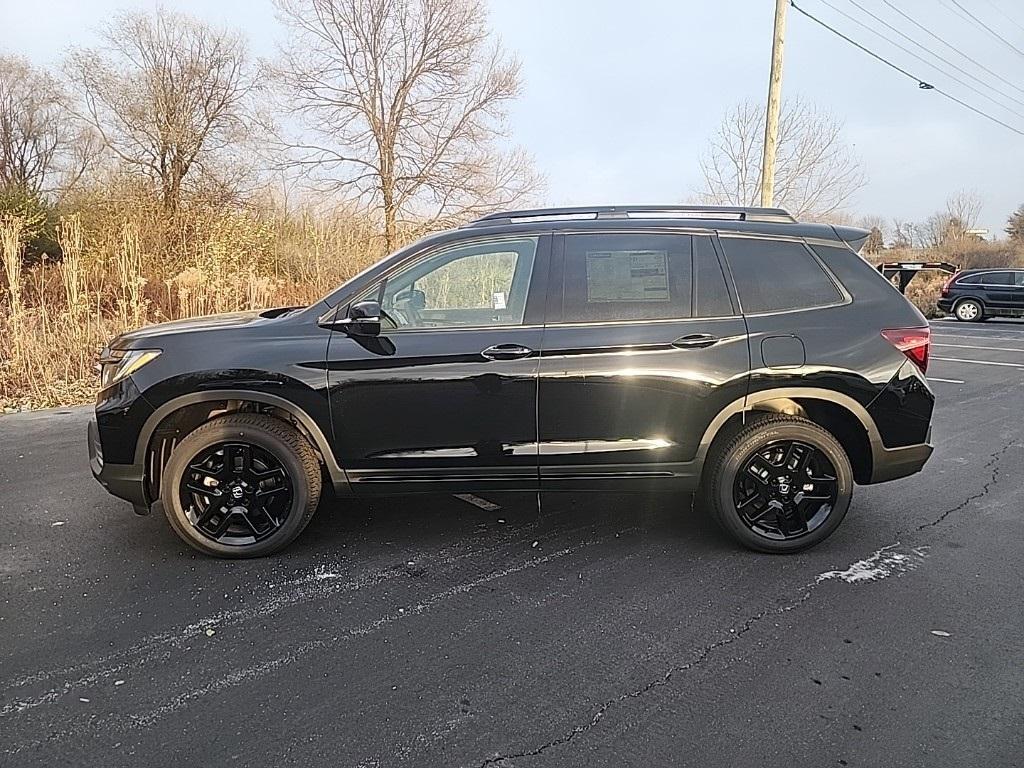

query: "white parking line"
left=931, top=356, right=1024, bottom=368
left=928, top=377, right=965, bottom=384
left=932, top=333, right=1024, bottom=343
left=933, top=343, right=1024, bottom=353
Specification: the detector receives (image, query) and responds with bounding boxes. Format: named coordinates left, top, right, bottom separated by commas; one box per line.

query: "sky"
left=3, top=0, right=1023, bottom=235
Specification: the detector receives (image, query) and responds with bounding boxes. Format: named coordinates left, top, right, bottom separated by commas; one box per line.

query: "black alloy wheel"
left=180, top=441, right=294, bottom=546
left=161, top=413, right=322, bottom=558
left=705, top=414, right=853, bottom=554
left=732, top=440, right=838, bottom=541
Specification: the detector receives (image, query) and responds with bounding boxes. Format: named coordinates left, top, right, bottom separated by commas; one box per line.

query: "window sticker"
left=492, top=291, right=507, bottom=310
left=585, top=250, right=670, bottom=302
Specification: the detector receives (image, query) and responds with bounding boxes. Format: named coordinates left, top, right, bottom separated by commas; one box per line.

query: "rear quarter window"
left=955, top=274, right=982, bottom=285
left=722, top=237, right=842, bottom=314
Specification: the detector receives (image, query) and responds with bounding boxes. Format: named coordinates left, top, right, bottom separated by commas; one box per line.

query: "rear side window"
left=955, top=274, right=982, bottom=285
left=1015, top=272, right=1024, bottom=287
left=722, top=237, right=842, bottom=314
left=694, top=236, right=734, bottom=317
left=561, top=233, right=692, bottom=322
left=983, top=272, right=1013, bottom=286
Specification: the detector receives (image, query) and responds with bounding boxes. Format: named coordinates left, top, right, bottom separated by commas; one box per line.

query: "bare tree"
left=944, top=190, right=982, bottom=238
left=890, top=218, right=917, bottom=249
left=272, top=0, right=541, bottom=249
left=0, top=54, right=94, bottom=195
left=699, top=99, right=865, bottom=219
left=1007, top=204, right=1024, bottom=242
left=917, top=192, right=985, bottom=248
left=64, top=9, right=257, bottom=213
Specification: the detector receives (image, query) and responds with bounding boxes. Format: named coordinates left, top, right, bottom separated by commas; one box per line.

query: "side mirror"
left=394, top=288, right=426, bottom=310
left=342, top=300, right=382, bottom=337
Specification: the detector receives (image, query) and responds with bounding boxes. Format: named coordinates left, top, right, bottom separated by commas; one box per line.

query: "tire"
left=705, top=415, right=853, bottom=554
left=160, top=413, right=322, bottom=558
left=953, top=298, right=984, bottom=322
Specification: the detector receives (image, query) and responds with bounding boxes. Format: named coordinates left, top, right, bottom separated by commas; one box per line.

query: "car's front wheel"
left=954, top=298, right=984, bottom=322
left=160, top=413, right=322, bottom=558
left=706, top=415, right=853, bottom=553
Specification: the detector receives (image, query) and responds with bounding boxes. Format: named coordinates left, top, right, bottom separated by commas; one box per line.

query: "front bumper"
left=88, top=417, right=149, bottom=514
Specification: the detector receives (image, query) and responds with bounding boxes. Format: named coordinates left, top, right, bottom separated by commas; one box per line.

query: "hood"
left=111, top=309, right=281, bottom=348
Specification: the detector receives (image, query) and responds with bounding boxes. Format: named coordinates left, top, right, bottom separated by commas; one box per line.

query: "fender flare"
left=694, top=386, right=885, bottom=466
left=135, top=390, right=349, bottom=488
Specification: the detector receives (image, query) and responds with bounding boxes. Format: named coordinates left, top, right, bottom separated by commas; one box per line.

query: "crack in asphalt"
left=476, top=587, right=816, bottom=768
left=917, top=440, right=1017, bottom=531
left=475, top=440, right=1022, bottom=768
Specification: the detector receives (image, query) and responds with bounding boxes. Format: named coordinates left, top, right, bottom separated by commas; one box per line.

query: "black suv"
left=938, top=268, right=1024, bottom=321
left=89, top=205, right=935, bottom=558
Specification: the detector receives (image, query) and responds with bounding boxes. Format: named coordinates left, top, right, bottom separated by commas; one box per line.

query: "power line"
left=943, top=0, right=1024, bottom=60
left=878, top=0, right=1024, bottom=99
left=815, top=0, right=1024, bottom=120
left=789, top=1, right=1024, bottom=137
left=980, top=0, right=1024, bottom=36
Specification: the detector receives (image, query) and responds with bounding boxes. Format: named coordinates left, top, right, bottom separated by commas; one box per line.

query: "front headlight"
left=96, top=348, right=161, bottom=388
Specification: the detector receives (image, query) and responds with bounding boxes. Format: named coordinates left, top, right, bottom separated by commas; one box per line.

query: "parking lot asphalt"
left=2, top=319, right=1023, bottom=768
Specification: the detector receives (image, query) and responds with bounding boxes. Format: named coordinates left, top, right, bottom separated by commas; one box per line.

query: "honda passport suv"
left=89, top=205, right=935, bottom=558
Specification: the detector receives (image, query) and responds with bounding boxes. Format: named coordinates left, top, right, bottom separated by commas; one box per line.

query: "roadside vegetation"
left=2, top=1, right=1023, bottom=410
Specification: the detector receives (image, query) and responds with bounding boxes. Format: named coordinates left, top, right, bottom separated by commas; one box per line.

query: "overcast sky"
left=4, top=0, right=1023, bottom=234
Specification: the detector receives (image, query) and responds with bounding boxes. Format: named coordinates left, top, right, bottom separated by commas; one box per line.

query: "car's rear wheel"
left=706, top=415, right=853, bottom=553
left=954, top=298, right=984, bottom=322
left=161, top=414, right=322, bottom=558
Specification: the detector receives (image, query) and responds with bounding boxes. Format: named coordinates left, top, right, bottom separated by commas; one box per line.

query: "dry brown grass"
left=0, top=190, right=404, bottom=409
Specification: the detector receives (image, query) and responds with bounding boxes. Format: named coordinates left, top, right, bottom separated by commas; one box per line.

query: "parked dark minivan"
left=89, top=206, right=935, bottom=558
left=938, top=268, right=1024, bottom=321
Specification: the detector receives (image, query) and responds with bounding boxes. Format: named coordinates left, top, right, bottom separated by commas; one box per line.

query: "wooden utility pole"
left=760, top=0, right=788, bottom=208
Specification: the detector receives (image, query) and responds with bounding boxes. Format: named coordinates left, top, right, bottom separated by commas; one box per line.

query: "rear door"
left=979, top=271, right=1017, bottom=312
left=1012, top=271, right=1024, bottom=313
left=537, top=230, right=750, bottom=490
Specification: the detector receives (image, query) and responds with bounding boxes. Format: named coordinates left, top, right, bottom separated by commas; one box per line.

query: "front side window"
left=722, top=237, right=842, bottom=314
left=377, top=237, right=537, bottom=329
left=561, top=233, right=692, bottom=322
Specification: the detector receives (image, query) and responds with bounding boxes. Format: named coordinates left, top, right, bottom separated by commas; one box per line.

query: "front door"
left=537, top=231, right=750, bottom=490
left=326, top=234, right=550, bottom=492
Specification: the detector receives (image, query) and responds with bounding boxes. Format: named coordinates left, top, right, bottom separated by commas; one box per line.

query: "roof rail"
left=463, top=205, right=797, bottom=227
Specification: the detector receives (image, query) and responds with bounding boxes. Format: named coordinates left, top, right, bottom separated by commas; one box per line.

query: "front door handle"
left=672, top=333, right=719, bottom=349
left=481, top=344, right=534, bottom=360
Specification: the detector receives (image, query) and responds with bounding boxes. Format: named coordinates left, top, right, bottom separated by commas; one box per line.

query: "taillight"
left=940, top=274, right=956, bottom=298
left=881, top=327, right=930, bottom=374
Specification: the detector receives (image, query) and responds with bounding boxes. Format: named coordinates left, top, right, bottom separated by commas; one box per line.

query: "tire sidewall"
left=162, top=421, right=313, bottom=558
left=714, top=421, right=853, bottom=554
left=955, top=299, right=982, bottom=322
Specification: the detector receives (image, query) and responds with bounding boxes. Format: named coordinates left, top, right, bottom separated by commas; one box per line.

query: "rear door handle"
left=481, top=344, right=534, bottom=360
left=672, top=333, right=719, bottom=349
